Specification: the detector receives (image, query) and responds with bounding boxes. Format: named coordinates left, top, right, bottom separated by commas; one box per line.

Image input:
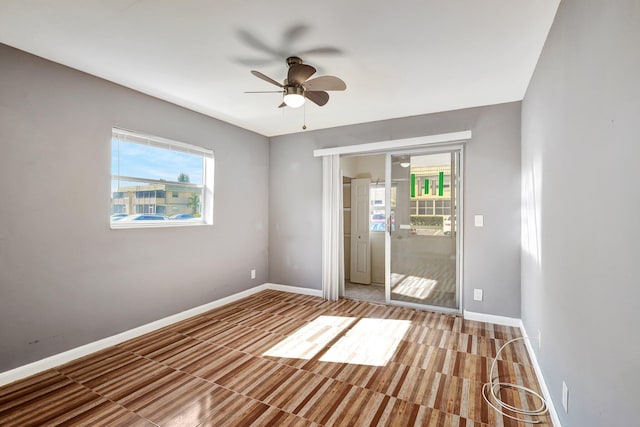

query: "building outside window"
left=409, top=165, right=452, bottom=217
left=407, top=164, right=454, bottom=233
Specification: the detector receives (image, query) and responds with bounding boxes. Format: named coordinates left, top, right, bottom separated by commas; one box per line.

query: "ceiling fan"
left=246, top=56, right=346, bottom=109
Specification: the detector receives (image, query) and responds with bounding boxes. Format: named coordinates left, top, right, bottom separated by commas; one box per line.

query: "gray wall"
left=521, top=1, right=640, bottom=425
left=0, top=44, right=269, bottom=372
left=270, top=102, right=522, bottom=317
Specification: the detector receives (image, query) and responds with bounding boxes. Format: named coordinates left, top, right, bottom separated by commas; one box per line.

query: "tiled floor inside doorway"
left=344, top=281, right=385, bottom=303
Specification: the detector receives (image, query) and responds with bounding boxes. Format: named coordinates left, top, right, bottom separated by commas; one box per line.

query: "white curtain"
left=321, top=154, right=344, bottom=301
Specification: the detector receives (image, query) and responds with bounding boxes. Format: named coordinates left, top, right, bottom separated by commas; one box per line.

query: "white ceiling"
left=0, top=0, right=559, bottom=137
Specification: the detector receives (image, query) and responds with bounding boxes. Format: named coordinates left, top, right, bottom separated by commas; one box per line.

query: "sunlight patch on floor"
left=262, top=315, right=356, bottom=359
left=263, top=316, right=411, bottom=366
left=391, top=273, right=438, bottom=299
left=319, top=318, right=412, bottom=366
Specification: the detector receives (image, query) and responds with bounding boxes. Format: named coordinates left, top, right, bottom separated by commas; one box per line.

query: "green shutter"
left=410, top=174, right=416, bottom=198
left=438, top=172, right=444, bottom=196
left=424, top=179, right=429, bottom=194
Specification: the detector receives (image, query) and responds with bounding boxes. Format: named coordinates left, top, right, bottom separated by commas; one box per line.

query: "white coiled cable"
left=482, top=336, right=548, bottom=424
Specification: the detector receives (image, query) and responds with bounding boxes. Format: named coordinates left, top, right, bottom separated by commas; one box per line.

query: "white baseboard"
left=463, top=310, right=522, bottom=327
left=520, top=322, right=562, bottom=427
left=264, top=283, right=323, bottom=297
left=0, top=283, right=320, bottom=387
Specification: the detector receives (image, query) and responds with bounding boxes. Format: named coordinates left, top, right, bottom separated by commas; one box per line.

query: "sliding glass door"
left=385, top=150, right=462, bottom=312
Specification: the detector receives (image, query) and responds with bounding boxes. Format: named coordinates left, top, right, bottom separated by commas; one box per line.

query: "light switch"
left=474, top=215, right=484, bottom=227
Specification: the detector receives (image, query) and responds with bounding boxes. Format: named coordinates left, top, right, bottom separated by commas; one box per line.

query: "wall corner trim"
left=0, top=283, right=320, bottom=387
left=463, top=310, right=521, bottom=327
left=519, top=321, right=563, bottom=427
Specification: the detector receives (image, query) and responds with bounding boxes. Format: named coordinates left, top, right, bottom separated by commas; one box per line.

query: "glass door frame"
left=384, top=145, right=464, bottom=315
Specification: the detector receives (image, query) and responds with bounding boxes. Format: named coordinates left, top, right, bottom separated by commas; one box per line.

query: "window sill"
left=110, top=220, right=210, bottom=230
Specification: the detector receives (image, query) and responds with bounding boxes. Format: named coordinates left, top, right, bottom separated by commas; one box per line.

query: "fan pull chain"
left=302, top=100, right=307, bottom=130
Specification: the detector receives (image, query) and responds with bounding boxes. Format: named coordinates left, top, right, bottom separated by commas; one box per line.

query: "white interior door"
left=350, top=178, right=371, bottom=284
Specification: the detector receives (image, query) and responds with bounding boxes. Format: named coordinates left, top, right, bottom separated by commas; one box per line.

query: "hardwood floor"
left=0, top=290, right=550, bottom=426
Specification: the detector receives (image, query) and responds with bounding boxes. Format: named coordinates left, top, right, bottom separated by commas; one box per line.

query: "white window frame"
left=110, top=128, right=214, bottom=229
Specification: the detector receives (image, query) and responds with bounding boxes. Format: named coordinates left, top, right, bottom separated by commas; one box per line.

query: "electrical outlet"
left=537, top=329, right=542, bottom=350
left=562, top=381, right=569, bottom=413
left=474, top=215, right=484, bottom=227
left=473, top=288, right=483, bottom=301
left=251, top=269, right=256, bottom=280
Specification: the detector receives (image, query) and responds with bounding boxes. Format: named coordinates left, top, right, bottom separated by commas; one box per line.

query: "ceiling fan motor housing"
left=286, top=56, right=303, bottom=67
left=285, top=86, right=304, bottom=96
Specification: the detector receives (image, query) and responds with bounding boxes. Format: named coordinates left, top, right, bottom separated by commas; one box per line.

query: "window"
left=133, top=190, right=166, bottom=199
left=369, top=183, right=397, bottom=232
left=110, top=128, right=214, bottom=228
left=417, top=200, right=429, bottom=215
left=434, top=200, right=451, bottom=216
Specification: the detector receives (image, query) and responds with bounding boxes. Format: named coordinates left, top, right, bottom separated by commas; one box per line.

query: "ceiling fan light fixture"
left=284, top=86, right=305, bottom=108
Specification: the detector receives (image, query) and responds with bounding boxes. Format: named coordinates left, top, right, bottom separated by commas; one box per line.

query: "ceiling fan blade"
left=288, top=63, right=316, bottom=85
left=244, top=91, right=284, bottom=93
left=235, top=57, right=277, bottom=67
left=278, top=102, right=286, bottom=108
left=305, top=91, right=330, bottom=106
left=251, top=70, right=283, bottom=88
left=282, top=24, right=309, bottom=45
left=303, top=76, right=347, bottom=91
left=297, top=47, right=343, bottom=56
left=237, top=29, right=280, bottom=56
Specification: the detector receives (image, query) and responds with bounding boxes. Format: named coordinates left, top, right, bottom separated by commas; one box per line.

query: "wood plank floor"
left=0, top=290, right=551, bottom=426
